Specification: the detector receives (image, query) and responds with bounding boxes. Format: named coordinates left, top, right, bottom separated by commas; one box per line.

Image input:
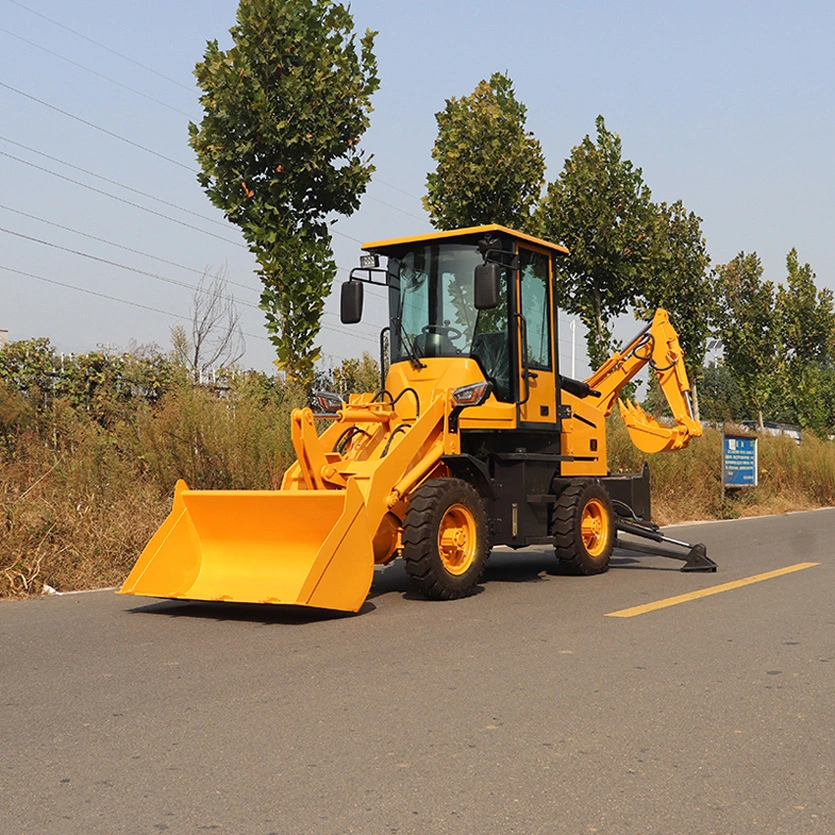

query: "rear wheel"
left=553, top=482, right=614, bottom=575
left=402, top=478, right=489, bottom=600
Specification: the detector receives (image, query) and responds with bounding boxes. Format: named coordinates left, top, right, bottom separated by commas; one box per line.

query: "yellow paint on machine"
left=606, top=562, right=821, bottom=618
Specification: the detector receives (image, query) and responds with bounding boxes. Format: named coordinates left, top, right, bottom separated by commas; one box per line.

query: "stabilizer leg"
left=613, top=512, right=717, bottom=573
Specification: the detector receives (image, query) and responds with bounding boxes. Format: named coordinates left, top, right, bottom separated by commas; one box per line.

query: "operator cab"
left=341, top=225, right=569, bottom=419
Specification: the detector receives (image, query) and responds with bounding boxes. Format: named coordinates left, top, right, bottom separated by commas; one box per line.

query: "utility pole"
left=569, top=320, right=576, bottom=378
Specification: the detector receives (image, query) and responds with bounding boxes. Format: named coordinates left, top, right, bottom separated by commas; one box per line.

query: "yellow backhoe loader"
left=120, top=225, right=715, bottom=613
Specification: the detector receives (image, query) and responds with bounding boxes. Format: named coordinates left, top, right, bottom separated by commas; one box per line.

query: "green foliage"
left=189, top=0, right=379, bottom=384
left=423, top=72, right=545, bottom=232
left=716, top=252, right=777, bottom=424
left=0, top=338, right=182, bottom=429
left=715, top=249, right=835, bottom=433
left=771, top=250, right=835, bottom=433
left=637, top=200, right=715, bottom=374
left=776, top=248, right=835, bottom=367
left=536, top=116, right=654, bottom=368
left=329, top=352, right=381, bottom=397
left=0, top=337, right=56, bottom=393
left=694, top=363, right=746, bottom=423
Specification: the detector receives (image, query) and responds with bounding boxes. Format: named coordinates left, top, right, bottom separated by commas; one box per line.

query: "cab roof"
left=362, top=224, right=569, bottom=257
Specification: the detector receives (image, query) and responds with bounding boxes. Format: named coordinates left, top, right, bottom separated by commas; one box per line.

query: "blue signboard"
left=723, top=433, right=758, bottom=487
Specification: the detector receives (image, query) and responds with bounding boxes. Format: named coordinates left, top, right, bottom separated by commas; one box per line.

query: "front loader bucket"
left=119, top=479, right=374, bottom=613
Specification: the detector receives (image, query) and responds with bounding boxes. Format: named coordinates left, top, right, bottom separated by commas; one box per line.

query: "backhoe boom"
left=585, top=309, right=702, bottom=453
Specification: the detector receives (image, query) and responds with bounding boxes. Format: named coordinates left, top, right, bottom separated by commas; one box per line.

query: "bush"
left=2, top=336, right=834, bottom=597
left=0, top=339, right=306, bottom=597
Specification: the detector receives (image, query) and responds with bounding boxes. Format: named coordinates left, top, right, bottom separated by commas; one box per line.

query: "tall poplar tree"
left=424, top=73, right=545, bottom=232
left=189, top=0, right=379, bottom=384
left=636, top=200, right=714, bottom=418
left=536, top=116, right=653, bottom=368
left=774, top=249, right=835, bottom=431
left=716, top=252, right=777, bottom=428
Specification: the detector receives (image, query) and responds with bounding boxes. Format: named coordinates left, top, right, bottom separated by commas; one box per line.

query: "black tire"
left=402, top=478, right=489, bottom=600
left=553, top=481, right=614, bottom=575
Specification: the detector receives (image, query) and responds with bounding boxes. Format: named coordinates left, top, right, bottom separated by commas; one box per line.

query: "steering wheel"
left=422, top=324, right=463, bottom=340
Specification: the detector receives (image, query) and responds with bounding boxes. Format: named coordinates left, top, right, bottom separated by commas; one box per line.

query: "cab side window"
left=519, top=249, right=552, bottom=370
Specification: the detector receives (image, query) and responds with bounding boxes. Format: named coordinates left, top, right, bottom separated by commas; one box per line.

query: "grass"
left=608, top=411, right=835, bottom=524
left=0, top=379, right=303, bottom=598
left=2, top=384, right=834, bottom=598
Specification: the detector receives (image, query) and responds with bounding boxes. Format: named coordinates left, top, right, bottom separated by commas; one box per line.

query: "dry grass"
left=2, top=390, right=834, bottom=598
left=0, top=381, right=302, bottom=598
left=0, top=425, right=168, bottom=596
left=608, top=411, right=835, bottom=524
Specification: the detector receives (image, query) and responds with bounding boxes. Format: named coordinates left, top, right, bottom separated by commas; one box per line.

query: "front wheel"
left=553, top=482, right=614, bottom=575
left=402, top=478, right=489, bottom=600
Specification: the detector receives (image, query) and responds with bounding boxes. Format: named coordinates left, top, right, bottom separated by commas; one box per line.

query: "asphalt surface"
left=1, top=510, right=833, bottom=834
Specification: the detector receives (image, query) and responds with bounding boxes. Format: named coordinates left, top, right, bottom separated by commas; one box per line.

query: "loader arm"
left=584, top=309, right=702, bottom=453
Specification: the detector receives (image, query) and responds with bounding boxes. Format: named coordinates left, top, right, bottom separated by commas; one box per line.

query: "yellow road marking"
left=606, top=562, right=821, bottom=618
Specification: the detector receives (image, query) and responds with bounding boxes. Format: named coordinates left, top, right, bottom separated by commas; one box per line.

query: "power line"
left=0, top=202, right=257, bottom=292
left=0, top=134, right=234, bottom=231
left=4, top=4, right=425, bottom=223
left=0, top=223, right=383, bottom=347
left=0, top=80, right=196, bottom=172
left=5, top=0, right=196, bottom=94
left=0, top=25, right=197, bottom=119
left=374, top=177, right=423, bottom=203
left=363, top=191, right=425, bottom=222
left=0, top=263, right=369, bottom=365
left=1, top=263, right=198, bottom=324
left=0, top=136, right=369, bottom=252
left=0, top=223, right=262, bottom=308
left=0, top=148, right=247, bottom=247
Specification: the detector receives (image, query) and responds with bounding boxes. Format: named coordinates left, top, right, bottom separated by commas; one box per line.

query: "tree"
left=423, top=72, right=545, bottom=232
left=692, top=362, right=746, bottom=423
left=171, top=267, right=245, bottom=383
left=776, top=249, right=835, bottom=367
left=716, top=252, right=777, bottom=428
left=313, top=352, right=381, bottom=398
left=189, top=0, right=379, bottom=384
left=636, top=200, right=715, bottom=418
left=773, top=249, right=835, bottom=432
left=536, top=116, right=653, bottom=368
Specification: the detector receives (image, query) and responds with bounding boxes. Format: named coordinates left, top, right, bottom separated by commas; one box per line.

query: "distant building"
left=0, top=329, right=7, bottom=348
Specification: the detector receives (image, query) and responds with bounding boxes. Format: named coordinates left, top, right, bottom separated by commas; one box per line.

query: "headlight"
left=452, top=381, right=493, bottom=407
left=311, top=391, right=343, bottom=414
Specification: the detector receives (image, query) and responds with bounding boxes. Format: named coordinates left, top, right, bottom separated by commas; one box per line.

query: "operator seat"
left=413, top=331, right=456, bottom=357
left=471, top=332, right=511, bottom=401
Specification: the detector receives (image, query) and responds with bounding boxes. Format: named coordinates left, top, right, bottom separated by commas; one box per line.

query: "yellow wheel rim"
left=581, top=498, right=610, bottom=558
left=437, top=504, right=477, bottom=576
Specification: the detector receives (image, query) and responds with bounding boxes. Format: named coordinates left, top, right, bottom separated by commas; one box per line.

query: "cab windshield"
left=390, top=242, right=511, bottom=400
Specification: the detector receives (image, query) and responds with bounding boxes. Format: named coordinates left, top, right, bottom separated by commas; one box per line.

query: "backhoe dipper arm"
left=583, top=309, right=702, bottom=453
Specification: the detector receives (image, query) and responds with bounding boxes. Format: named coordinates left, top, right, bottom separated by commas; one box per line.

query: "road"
left=1, top=510, right=833, bottom=834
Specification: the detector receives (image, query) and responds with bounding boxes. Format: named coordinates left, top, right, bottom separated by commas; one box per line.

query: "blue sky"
left=1, top=0, right=833, bottom=377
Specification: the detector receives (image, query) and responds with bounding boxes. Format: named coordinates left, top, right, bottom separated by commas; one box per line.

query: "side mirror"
left=340, top=280, right=364, bottom=324
left=474, top=263, right=501, bottom=310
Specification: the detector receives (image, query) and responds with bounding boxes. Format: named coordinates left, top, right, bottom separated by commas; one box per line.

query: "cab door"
left=515, top=246, right=558, bottom=426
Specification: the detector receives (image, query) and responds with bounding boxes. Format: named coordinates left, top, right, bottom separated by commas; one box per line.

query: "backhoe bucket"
left=119, top=479, right=374, bottom=613
left=618, top=399, right=690, bottom=454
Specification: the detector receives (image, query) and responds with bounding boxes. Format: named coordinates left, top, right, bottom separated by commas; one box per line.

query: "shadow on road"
left=365, top=546, right=679, bottom=605
left=125, top=598, right=374, bottom=624
left=123, top=545, right=684, bottom=622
